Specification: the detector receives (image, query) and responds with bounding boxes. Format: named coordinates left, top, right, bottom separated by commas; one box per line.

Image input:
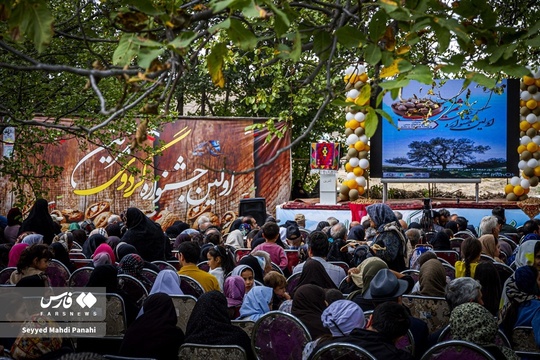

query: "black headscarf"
left=20, top=199, right=57, bottom=245
left=82, top=234, right=107, bottom=258
left=347, top=225, right=366, bottom=241
left=185, top=291, right=254, bottom=359
left=50, top=242, right=75, bottom=272
left=430, top=231, right=451, bottom=250
left=115, top=242, right=139, bottom=262
left=86, top=264, right=118, bottom=292
left=291, top=284, right=330, bottom=339
left=238, top=255, right=264, bottom=283
left=230, top=219, right=243, bottom=232
left=295, top=258, right=337, bottom=294
left=119, top=293, right=184, bottom=360
left=121, top=208, right=166, bottom=262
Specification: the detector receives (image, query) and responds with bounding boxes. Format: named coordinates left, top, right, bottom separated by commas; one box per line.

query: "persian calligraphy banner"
left=1, top=117, right=291, bottom=229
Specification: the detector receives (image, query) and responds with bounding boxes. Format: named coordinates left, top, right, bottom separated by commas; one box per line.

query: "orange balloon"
left=514, top=185, right=525, bottom=196
left=534, top=166, right=540, bottom=177
left=524, top=187, right=530, bottom=194
left=504, top=184, right=514, bottom=194
left=358, top=186, right=365, bottom=195
left=518, top=145, right=527, bottom=154
left=345, top=163, right=353, bottom=172
left=349, top=119, right=360, bottom=129
left=527, top=142, right=539, bottom=153
left=354, top=141, right=365, bottom=151
left=536, top=79, right=540, bottom=87
left=527, top=99, right=538, bottom=110
left=533, top=122, right=540, bottom=131
left=353, top=167, right=364, bottom=176
left=521, top=100, right=526, bottom=107
left=521, top=121, right=532, bottom=131
left=523, top=76, right=535, bottom=86
left=364, top=145, right=370, bottom=151
left=360, top=121, right=366, bottom=129
left=358, top=73, right=369, bottom=83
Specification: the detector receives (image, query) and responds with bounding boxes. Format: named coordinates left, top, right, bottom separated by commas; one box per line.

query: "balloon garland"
left=340, top=65, right=370, bottom=202
left=507, top=70, right=540, bottom=201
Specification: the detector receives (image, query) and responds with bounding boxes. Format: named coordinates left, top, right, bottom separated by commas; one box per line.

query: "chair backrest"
left=45, top=259, right=71, bottom=287
left=441, top=263, right=456, bottom=280
left=179, top=343, right=247, bottom=360
left=234, top=248, right=252, bottom=263
left=270, top=262, right=284, bottom=276
left=71, top=242, right=83, bottom=250
left=439, top=325, right=511, bottom=349
left=68, top=266, right=94, bottom=287
left=479, top=254, right=495, bottom=263
left=311, top=342, right=377, bottom=360
left=231, top=320, right=256, bottom=339
left=0, top=267, right=16, bottom=284
left=117, top=274, right=148, bottom=307
left=88, top=293, right=127, bottom=337
left=512, top=326, right=540, bottom=357
left=434, top=251, right=460, bottom=266
left=285, top=250, right=300, bottom=275
left=151, top=260, right=177, bottom=272
left=197, top=261, right=210, bottom=272
left=449, top=238, right=464, bottom=253
left=252, top=311, right=312, bottom=360
left=454, top=232, right=475, bottom=241
left=396, top=329, right=415, bottom=356
left=401, top=269, right=420, bottom=283
left=420, top=340, right=496, bottom=360
left=170, top=295, right=197, bottom=333
left=329, top=261, right=350, bottom=273
left=286, top=272, right=302, bottom=295
left=492, top=262, right=514, bottom=287
left=69, top=251, right=87, bottom=260
left=178, top=275, right=205, bottom=299
left=140, top=268, right=158, bottom=286
left=72, top=259, right=94, bottom=269
left=401, top=294, right=450, bottom=334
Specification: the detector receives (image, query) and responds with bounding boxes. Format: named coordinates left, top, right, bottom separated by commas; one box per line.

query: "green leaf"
left=313, top=30, right=332, bottom=60
left=227, top=18, right=258, bottom=50
left=369, top=10, right=388, bottom=41
left=436, top=17, right=469, bottom=43
left=526, top=19, right=540, bottom=37
left=336, top=26, right=366, bottom=48
left=376, top=89, right=387, bottom=107
left=138, top=47, right=165, bottom=69
left=242, top=1, right=263, bottom=18
left=471, top=73, right=496, bottom=88
left=365, top=107, right=379, bottom=138
left=375, top=108, right=395, bottom=127
left=397, top=59, right=413, bottom=73
left=526, top=35, right=540, bottom=47
left=168, top=31, right=197, bottom=49
left=209, top=18, right=231, bottom=33
left=122, top=0, right=164, bottom=16
left=331, top=97, right=351, bottom=107
left=386, top=8, right=412, bottom=21
left=365, top=44, right=382, bottom=65
left=503, top=43, right=518, bottom=60
left=432, top=23, right=450, bottom=54
left=113, top=33, right=139, bottom=66
left=290, top=31, right=302, bottom=61
left=380, top=79, right=410, bottom=90
left=207, top=43, right=228, bottom=88
left=488, top=45, right=506, bottom=64
left=357, top=83, right=372, bottom=106
left=210, top=0, right=242, bottom=13
left=9, top=0, right=54, bottom=53
left=263, top=1, right=291, bottom=38
left=381, top=51, right=394, bottom=67
left=407, top=65, right=432, bottom=84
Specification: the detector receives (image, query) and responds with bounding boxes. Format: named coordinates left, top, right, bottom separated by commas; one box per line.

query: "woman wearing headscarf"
left=118, top=253, right=153, bottom=292
left=106, top=236, right=121, bottom=253
left=8, top=243, right=28, bottom=267
left=4, top=208, right=22, bottom=243
left=185, top=291, right=255, bottom=360
left=417, top=258, right=447, bottom=297
left=119, top=293, right=184, bottom=360
left=292, top=284, right=330, bottom=339
left=474, top=262, right=502, bottom=316
left=347, top=225, right=366, bottom=241
left=238, top=286, right=273, bottom=321
left=21, top=234, right=44, bottom=246
left=479, top=234, right=503, bottom=263
left=238, top=254, right=265, bottom=283
left=303, top=300, right=365, bottom=360
left=50, top=242, right=75, bottom=273
left=225, top=220, right=245, bottom=249
left=121, top=207, right=166, bottom=262
left=430, top=231, right=451, bottom=251
left=20, top=199, right=59, bottom=245
left=92, top=243, right=116, bottom=264
left=295, top=258, right=337, bottom=294
left=224, top=275, right=245, bottom=319
left=348, top=257, right=389, bottom=310
left=514, top=240, right=540, bottom=269
left=366, top=203, right=407, bottom=272
left=451, top=302, right=518, bottom=360
left=82, top=234, right=107, bottom=259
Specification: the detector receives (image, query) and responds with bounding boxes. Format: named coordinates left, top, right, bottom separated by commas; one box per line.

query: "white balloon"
left=535, top=71, right=540, bottom=79
left=346, top=134, right=359, bottom=145
left=533, top=92, right=540, bottom=101
left=345, top=66, right=355, bottom=76
left=355, top=65, right=366, bottom=74
left=522, top=91, right=533, bottom=101
left=521, top=179, right=531, bottom=189
left=522, top=136, right=532, bottom=145
left=533, top=136, right=540, bottom=145
left=519, top=160, right=527, bottom=170
left=527, top=113, right=538, bottom=124
left=349, top=157, right=359, bottom=167
left=348, top=89, right=360, bottom=99
left=528, top=158, right=539, bottom=168
left=354, top=112, right=365, bottom=122
left=510, top=176, right=521, bottom=186
left=346, top=112, right=354, bottom=121
left=359, top=158, right=370, bottom=169
left=346, top=172, right=356, bottom=180
left=359, top=135, right=368, bottom=144
left=356, top=176, right=367, bottom=187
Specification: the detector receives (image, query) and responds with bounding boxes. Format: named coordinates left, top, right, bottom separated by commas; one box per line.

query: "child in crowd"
left=252, top=222, right=288, bottom=271
left=232, top=265, right=255, bottom=294
left=263, top=271, right=291, bottom=310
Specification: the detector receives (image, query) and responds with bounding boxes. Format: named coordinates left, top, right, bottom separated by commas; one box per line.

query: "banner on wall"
left=310, top=142, right=340, bottom=172
left=4, top=118, right=291, bottom=229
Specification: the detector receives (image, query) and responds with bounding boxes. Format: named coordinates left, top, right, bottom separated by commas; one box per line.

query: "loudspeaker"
left=239, top=198, right=267, bottom=227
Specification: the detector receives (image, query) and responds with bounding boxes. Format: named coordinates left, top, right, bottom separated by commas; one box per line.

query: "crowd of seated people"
left=0, top=200, right=539, bottom=359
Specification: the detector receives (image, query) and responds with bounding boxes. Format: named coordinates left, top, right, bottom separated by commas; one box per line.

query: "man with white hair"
left=479, top=215, right=499, bottom=238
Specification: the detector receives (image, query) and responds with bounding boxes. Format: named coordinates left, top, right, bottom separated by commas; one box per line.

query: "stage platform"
left=276, top=198, right=534, bottom=232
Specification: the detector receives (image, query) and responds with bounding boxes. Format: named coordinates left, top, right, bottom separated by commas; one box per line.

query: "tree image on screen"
left=386, top=137, right=494, bottom=174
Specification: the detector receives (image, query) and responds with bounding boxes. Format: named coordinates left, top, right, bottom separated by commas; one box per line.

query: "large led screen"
left=370, top=79, right=520, bottom=179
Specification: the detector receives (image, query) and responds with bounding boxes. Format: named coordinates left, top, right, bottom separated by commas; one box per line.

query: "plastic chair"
left=441, top=263, right=456, bottom=280
left=480, top=254, right=495, bottom=263
left=0, top=267, right=16, bottom=284
left=286, top=272, right=302, bottom=295
left=401, top=269, right=420, bottom=283
left=151, top=260, right=177, bottom=272
left=234, top=248, right=252, bottom=263
left=117, top=274, right=148, bottom=307
left=453, top=232, right=475, bottom=241
left=434, top=250, right=460, bottom=266
left=401, top=294, right=451, bottom=334
left=72, top=259, right=94, bottom=269
left=71, top=242, right=83, bottom=250
left=311, top=342, right=377, bottom=360
left=420, top=340, right=496, bottom=360
left=396, top=329, right=416, bottom=356
left=251, top=311, right=312, bottom=360
left=449, top=238, right=464, bottom=253
left=438, top=325, right=511, bottom=348
left=178, top=274, right=205, bottom=299
left=179, top=343, right=247, bottom=360
left=329, top=261, right=350, bottom=273
left=45, top=259, right=71, bottom=287
left=69, top=251, right=87, bottom=260
left=68, top=266, right=94, bottom=287
left=285, top=250, right=300, bottom=275
left=170, top=295, right=197, bottom=333
left=197, top=261, right=210, bottom=272
left=512, top=326, right=540, bottom=358
left=492, top=262, right=514, bottom=287
left=140, top=268, right=158, bottom=286
left=271, top=262, right=284, bottom=276
left=231, top=320, right=256, bottom=339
